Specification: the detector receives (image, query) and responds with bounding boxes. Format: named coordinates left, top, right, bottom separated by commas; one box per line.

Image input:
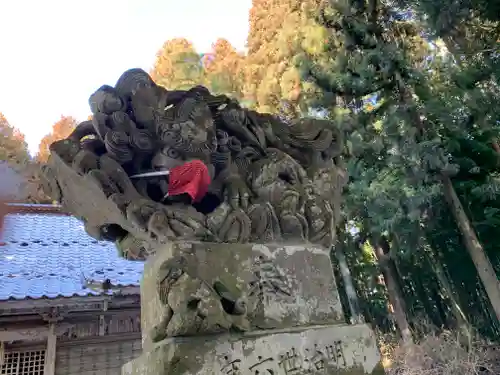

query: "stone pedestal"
left=123, top=324, right=383, bottom=375
left=123, top=242, right=383, bottom=375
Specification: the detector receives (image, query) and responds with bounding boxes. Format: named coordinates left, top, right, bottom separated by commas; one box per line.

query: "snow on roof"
left=0, top=208, right=144, bottom=300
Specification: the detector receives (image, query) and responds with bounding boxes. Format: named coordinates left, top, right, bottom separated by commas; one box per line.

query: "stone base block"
left=141, top=242, right=344, bottom=350
left=122, top=323, right=384, bottom=375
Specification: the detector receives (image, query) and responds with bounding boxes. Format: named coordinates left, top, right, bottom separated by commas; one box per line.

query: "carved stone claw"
left=223, top=176, right=251, bottom=210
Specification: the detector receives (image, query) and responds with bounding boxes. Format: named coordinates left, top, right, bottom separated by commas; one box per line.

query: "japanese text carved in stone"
left=219, top=341, right=347, bottom=375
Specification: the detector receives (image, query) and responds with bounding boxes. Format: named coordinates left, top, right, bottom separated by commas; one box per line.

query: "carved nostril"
left=232, top=298, right=247, bottom=316
left=187, top=298, right=201, bottom=310
left=218, top=296, right=248, bottom=316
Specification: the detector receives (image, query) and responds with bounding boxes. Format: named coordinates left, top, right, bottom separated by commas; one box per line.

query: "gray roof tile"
left=0, top=212, right=144, bottom=300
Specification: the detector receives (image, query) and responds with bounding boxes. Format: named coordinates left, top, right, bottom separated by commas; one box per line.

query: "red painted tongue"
left=167, top=160, right=211, bottom=203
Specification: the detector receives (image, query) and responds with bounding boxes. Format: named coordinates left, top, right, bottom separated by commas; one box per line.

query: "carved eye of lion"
left=166, top=148, right=180, bottom=159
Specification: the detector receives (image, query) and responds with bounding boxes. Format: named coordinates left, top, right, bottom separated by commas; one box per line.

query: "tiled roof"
left=0, top=209, right=144, bottom=301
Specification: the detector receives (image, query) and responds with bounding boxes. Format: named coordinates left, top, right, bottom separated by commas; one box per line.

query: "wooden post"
left=99, top=315, right=106, bottom=336
left=99, top=300, right=109, bottom=336
left=44, top=323, right=57, bottom=375
left=0, top=341, right=4, bottom=366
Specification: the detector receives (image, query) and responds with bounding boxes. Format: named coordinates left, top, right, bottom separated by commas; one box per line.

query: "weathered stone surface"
left=141, top=242, right=344, bottom=350
left=38, top=68, right=382, bottom=375
left=40, top=69, right=347, bottom=260
left=122, top=323, right=383, bottom=375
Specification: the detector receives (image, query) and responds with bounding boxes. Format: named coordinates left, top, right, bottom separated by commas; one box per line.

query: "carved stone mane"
left=40, top=68, right=347, bottom=260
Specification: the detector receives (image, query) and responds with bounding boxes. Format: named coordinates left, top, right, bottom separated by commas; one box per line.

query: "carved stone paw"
left=164, top=207, right=209, bottom=240
left=247, top=202, right=282, bottom=242
left=279, top=212, right=308, bottom=242
left=207, top=202, right=251, bottom=243
left=127, top=202, right=210, bottom=243
left=126, top=199, right=160, bottom=235
left=304, top=197, right=335, bottom=246
left=223, top=175, right=251, bottom=210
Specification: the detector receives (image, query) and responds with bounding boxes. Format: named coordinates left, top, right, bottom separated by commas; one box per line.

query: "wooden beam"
left=5, top=332, right=141, bottom=351
left=0, top=314, right=44, bottom=324
left=0, top=292, right=140, bottom=315
left=5, top=203, right=67, bottom=215
left=0, top=324, right=72, bottom=342
left=56, top=332, right=141, bottom=347
left=43, top=323, right=57, bottom=375
left=0, top=306, right=140, bottom=323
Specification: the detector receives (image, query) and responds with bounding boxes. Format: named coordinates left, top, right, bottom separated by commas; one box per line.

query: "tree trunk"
left=491, top=140, right=500, bottom=154
left=371, top=235, right=413, bottom=344
left=441, top=175, right=500, bottom=321
left=426, top=249, right=472, bottom=341
left=394, top=71, right=500, bottom=322
left=334, top=230, right=364, bottom=324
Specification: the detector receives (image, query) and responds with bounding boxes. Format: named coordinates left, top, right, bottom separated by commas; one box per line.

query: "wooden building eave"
left=0, top=289, right=140, bottom=317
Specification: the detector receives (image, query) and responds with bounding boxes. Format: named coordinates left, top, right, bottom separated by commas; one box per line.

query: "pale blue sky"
left=0, top=0, right=252, bottom=154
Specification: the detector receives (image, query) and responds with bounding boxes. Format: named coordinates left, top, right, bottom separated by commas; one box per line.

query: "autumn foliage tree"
left=150, top=38, right=204, bottom=90
left=27, top=115, right=78, bottom=203
left=0, top=112, right=30, bottom=165
left=0, top=112, right=31, bottom=204
left=0, top=113, right=51, bottom=203
left=244, top=0, right=324, bottom=116
left=37, top=115, right=77, bottom=162
left=202, top=38, right=245, bottom=99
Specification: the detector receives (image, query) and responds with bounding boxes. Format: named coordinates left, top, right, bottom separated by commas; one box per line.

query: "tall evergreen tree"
left=244, top=0, right=325, bottom=116
left=297, top=0, right=500, bottom=334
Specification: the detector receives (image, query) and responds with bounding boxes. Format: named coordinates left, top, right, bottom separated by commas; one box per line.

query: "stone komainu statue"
left=40, top=68, right=347, bottom=260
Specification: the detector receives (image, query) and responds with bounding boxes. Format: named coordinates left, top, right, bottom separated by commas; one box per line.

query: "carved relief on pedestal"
left=248, top=254, right=293, bottom=304
left=140, top=242, right=344, bottom=349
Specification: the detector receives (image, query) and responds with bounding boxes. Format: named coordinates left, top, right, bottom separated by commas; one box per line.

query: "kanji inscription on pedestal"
left=218, top=340, right=348, bottom=375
